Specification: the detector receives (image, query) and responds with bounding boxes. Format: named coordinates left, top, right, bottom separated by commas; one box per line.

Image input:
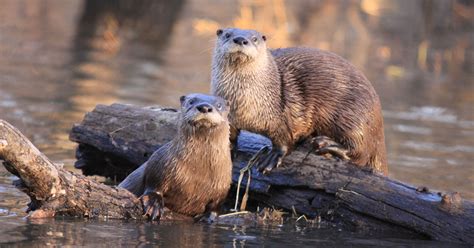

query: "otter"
left=118, top=93, right=232, bottom=220
left=211, top=28, right=387, bottom=175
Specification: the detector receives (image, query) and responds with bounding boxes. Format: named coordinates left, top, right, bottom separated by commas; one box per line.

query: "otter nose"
left=196, top=103, right=213, bottom=113
left=233, top=37, right=249, bottom=46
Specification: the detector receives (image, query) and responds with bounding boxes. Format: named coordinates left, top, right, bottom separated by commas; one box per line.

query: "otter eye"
left=189, top=99, right=195, bottom=105
left=225, top=33, right=231, bottom=39
left=262, top=35, right=266, bottom=41
left=252, top=37, right=258, bottom=42
left=216, top=103, right=222, bottom=110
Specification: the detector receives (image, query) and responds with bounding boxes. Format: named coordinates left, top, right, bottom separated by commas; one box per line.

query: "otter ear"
left=179, top=95, right=186, bottom=104
left=262, top=35, right=267, bottom=41
left=216, top=29, right=223, bottom=36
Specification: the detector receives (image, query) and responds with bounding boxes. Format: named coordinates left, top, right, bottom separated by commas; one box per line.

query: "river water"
left=0, top=0, right=472, bottom=246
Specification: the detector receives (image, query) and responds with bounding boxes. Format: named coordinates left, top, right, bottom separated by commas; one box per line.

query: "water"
left=0, top=0, right=473, bottom=246
left=0, top=218, right=465, bottom=247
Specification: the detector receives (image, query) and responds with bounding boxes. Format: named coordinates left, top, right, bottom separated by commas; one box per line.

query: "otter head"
left=214, top=28, right=267, bottom=65
left=179, top=93, right=229, bottom=130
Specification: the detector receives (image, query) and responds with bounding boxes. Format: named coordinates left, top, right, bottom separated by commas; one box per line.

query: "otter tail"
left=118, top=163, right=146, bottom=196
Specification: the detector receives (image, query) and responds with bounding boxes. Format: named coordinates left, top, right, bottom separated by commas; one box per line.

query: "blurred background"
left=0, top=0, right=473, bottom=206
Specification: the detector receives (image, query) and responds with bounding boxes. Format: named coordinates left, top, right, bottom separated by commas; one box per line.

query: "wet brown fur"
left=119, top=94, right=232, bottom=216
left=211, top=29, right=387, bottom=174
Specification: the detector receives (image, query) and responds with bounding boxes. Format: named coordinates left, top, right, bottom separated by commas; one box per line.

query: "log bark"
left=68, top=103, right=474, bottom=244
left=0, top=120, right=143, bottom=219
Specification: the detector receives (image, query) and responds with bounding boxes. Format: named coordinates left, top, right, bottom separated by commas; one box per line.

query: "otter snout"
left=196, top=103, right=213, bottom=113
left=233, top=37, right=249, bottom=46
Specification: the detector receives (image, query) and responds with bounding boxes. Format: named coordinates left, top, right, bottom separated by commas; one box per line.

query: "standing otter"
left=119, top=93, right=232, bottom=220
left=211, top=28, right=387, bottom=175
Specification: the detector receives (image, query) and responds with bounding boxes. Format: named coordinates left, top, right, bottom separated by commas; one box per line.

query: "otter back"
left=272, top=47, right=387, bottom=173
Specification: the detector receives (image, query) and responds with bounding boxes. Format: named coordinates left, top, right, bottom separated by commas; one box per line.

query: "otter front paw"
left=312, top=136, right=350, bottom=161
left=249, top=146, right=284, bottom=174
left=140, top=191, right=164, bottom=221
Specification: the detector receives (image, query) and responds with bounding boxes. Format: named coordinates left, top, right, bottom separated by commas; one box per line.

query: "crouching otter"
left=211, top=28, right=387, bottom=175
left=119, top=93, right=232, bottom=220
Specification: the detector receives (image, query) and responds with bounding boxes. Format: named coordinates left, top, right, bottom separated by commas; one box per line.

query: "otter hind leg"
left=140, top=191, right=165, bottom=221
left=194, top=211, right=219, bottom=223
left=311, top=136, right=350, bottom=161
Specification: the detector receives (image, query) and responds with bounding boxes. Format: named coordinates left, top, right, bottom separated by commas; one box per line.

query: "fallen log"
left=0, top=120, right=143, bottom=219
left=68, top=103, right=474, bottom=244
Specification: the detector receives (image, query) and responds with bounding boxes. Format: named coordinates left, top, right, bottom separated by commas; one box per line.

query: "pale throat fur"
left=174, top=120, right=231, bottom=175
left=211, top=49, right=284, bottom=136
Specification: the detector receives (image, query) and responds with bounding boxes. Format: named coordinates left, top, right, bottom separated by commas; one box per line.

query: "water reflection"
left=0, top=0, right=473, bottom=245
left=1, top=217, right=453, bottom=247
left=67, top=0, right=186, bottom=140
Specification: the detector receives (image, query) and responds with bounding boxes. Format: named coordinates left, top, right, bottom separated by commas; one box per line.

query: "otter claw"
left=253, top=148, right=284, bottom=174
left=140, top=191, right=164, bottom=221
left=316, top=147, right=350, bottom=160
left=312, top=136, right=350, bottom=161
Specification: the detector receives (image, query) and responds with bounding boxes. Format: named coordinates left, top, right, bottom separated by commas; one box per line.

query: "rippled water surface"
left=0, top=0, right=473, bottom=246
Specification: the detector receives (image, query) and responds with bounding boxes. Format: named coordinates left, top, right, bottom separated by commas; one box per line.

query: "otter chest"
left=166, top=147, right=232, bottom=215
left=220, top=87, right=273, bottom=133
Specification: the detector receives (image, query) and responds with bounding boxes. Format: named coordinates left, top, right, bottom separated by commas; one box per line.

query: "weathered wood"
left=69, top=103, right=474, bottom=244
left=0, top=120, right=143, bottom=219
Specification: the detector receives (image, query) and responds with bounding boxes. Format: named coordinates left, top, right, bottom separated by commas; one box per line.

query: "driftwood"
left=67, top=103, right=474, bottom=243
left=0, top=120, right=143, bottom=219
